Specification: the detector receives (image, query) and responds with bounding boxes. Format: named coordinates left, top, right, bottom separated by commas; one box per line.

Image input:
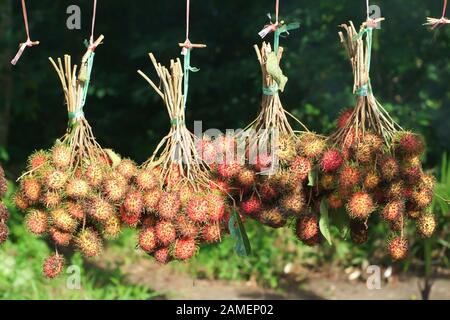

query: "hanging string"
left=366, top=0, right=370, bottom=20
left=11, top=0, right=39, bottom=66
left=90, top=0, right=98, bottom=47
left=442, top=0, right=448, bottom=18
left=179, top=0, right=206, bottom=111
left=275, top=0, right=279, bottom=24
left=424, top=0, right=450, bottom=28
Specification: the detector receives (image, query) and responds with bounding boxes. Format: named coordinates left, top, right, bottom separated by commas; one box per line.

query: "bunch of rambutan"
left=318, top=21, right=437, bottom=260
left=0, top=165, right=9, bottom=245
left=15, top=40, right=132, bottom=279
left=135, top=54, right=232, bottom=264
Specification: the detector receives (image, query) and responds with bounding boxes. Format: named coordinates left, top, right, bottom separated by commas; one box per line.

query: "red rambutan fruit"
left=51, top=144, right=71, bottom=168
left=119, top=205, right=141, bottom=227
left=320, top=149, right=344, bottom=172
left=259, top=208, right=286, bottom=228
left=402, top=166, right=422, bottom=186
left=380, top=157, right=400, bottom=182
left=124, top=190, right=144, bottom=215
left=158, top=192, right=181, bottom=220
left=27, top=150, right=49, bottom=171
left=259, top=182, right=278, bottom=201
left=42, top=191, right=62, bottom=209
left=290, top=156, right=312, bottom=181
left=387, top=181, right=405, bottom=200
left=237, top=168, right=256, bottom=187
left=45, top=169, right=68, bottom=191
left=339, top=165, right=360, bottom=189
left=202, top=224, right=221, bottom=243
left=103, top=176, right=128, bottom=202
left=85, top=163, right=104, bottom=187
left=143, top=189, right=162, bottom=212
left=208, top=194, right=226, bottom=222
left=217, top=160, right=241, bottom=179
left=65, top=178, right=90, bottom=199
left=65, top=201, right=85, bottom=220
left=186, top=195, right=209, bottom=223
left=0, top=203, right=9, bottom=221
left=175, top=215, right=199, bottom=238
left=89, top=197, right=115, bottom=222
left=0, top=222, right=8, bottom=244
left=14, top=192, right=29, bottom=211
left=397, top=132, right=425, bottom=156
left=254, top=153, right=273, bottom=172
left=383, top=201, right=404, bottom=222
left=362, top=133, right=384, bottom=152
left=155, top=220, right=177, bottom=246
left=173, top=238, right=197, bottom=260
left=280, top=194, right=305, bottom=216
left=76, top=228, right=103, bottom=257
left=103, top=214, right=122, bottom=239
left=209, top=179, right=231, bottom=195
left=354, top=143, right=373, bottom=164
left=337, top=108, right=354, bottom=129
left=196, top=138, right=217, bottom=164
left=43, top=254, right=65, bottom=279
left=364, top=171, right=380, bottom=190
left=136, top=169, right=158, bottom=191
left=347, top=192, right=375, bottom=219
left=116, top=159, right=138, bottom=181
left=419, top=174, right=436, bottom=191
left=154, top=247, right=171, bottom=264
left=214, top=135, right=236, bottom=157
left=139, top=227, right=157, bottom=252
left=240, top=196, right=262, bottom=216
left=50, top=207, right=78, bottom=233
left=22, top=177, right=41, bottom=202
left=328, top=193, right=344, bottom=210
left=295, top=215, right=319, bottom=241
left=298, top=133, right=326, bottom=159
left=25, top=209, right=48, bottom=235
left=50, top=227, right=72, bottom=246
left=387, top=237, right=408, bottom=260
left=411, top=189, right=433, bottom=209
left=417, top=213, right=436, bottom=238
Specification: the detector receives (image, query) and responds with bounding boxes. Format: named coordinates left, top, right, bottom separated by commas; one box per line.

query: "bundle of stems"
left=424, top=17, right=450, bottom=28
left=330, top=21, right=402, bottom=148
left=138, top=53, right=210, bottom=191
left=247, top=42, right=309, bottom=145
left=48, top=35, right=107, bottom=170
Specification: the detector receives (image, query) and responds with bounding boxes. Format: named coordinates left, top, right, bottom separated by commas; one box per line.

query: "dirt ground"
left=118, top=257, right=450, bottom=300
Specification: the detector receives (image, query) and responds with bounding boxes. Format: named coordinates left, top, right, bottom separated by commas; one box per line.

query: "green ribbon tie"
left=262, top=83, right=279, bottom=96
left=353, top=27, right=374, bottom=97
left=274, top=22, right=300, bottom=53
left=183, top=48, right=200, bottom=110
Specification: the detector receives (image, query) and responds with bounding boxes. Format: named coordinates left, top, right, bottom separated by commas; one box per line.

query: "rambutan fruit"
left=328, top=193, right=344, bottom=210
left=50, top=227, right=72, bottom=246
left=363, top=171, right=380, bottom=190
left=290, top=156, right=312, bottom=181
left=337, top=108, right=354, bottom=129
left=406, top=209, right=421, bottom=220
left=124, top=190, right=144, bottom=215
left=254, top=153, right=273, bottom=172
left=103, top=176, right=128, bottom=202
left=214, top=135, right=236, bottom=157
left=387, top=237, right=408, bottom=260
left=419, top=174, right=436, bottom=191
left=165, top=164, right=182, bottom=187
left=175, top=215, right=199, bottom=238
left=0, top=174, right=6, bottom=198
left=387, top=181, right=405, bottom=200
left=51, top=144, right=71, bottom=168
left=320, top=149, right=344, bottom=172
left=85, top=163, right=104, bottom=187
left=416, top=213, right=436, bottom=238
left=237, top=169, right=256, bottom=187
left=89, top=197, right=115, bottom=222
left=116, top=159, right=138, bottom=181
left=240, top=196, right=262, bottom=216
left=354, top=143, right=373, bottom=164
left=42, top=254, right=64, bottom=279
left=202, top=224, right=221, bottom=243
left=103, top=214, right=122, bottom=239
left=119, top=205, right=141, bottom=227
left=217, top=160, right=241, bottom=179
left=65, top=178, right=90, bottom=199
left=411, top=189, right=433, bottom=209
left=280, top=194, right=305, bottom=216
left=158, top=192, right=181, bottom=220
left=42, top=191, right=62, bottom=209
left=298, top=133, right=326, bottom=159
left=259, top=208, right=286, bottom=228
left=347, top=192, right=375, bottom=219
left=208, top=194, right=226, bottom=222
left=350, top=221, right=368, bottom=244
left=50, top=207, right=78, bottom=233
left=270, top=171, right=297, bottom=191
left=402, top=166, right=422, bottom=186
left=139, top=227, right=157, bottom=252
left=14, top=192, right=29, bottom=211
left=0, top=203, right=9, bottom=221
left=383, top=201, right=404, bottom=222
left=339, top=165, right=360, bottom=189
left=397, top=132, right=425, bottom=156
left=380, top=156, right=399, bottom=182
left=25, top=209, right=48, bottom=235
left=143, top=189, right=162, bottom=212
left=362, top=133, right=384, bottom=152
left=136, top=169, right=158, bottom=191
left=295, top=215, right=319, bottom=242
left=44, top=169, right=68, bottom=191
left=320, top=174, right=335, bottom=190
left=155, top=220, right=177, bottom=246
left=154, top=247, right=171, bottom=264
left=0, top=222, right=8, bottom=244
left=27, top=150, right=49, bottom=171
left=259, top=182, right=278, bottom=201
left=65, top=201, right=85, bottom=220
left=209, top=179, right=231, bottom=196
left=174, top=238, right=197, bottom=260
left=22, top=177, right=41, bottom=202
left=186, top=195, right=209, bottom=223
left=276, top=135, right=296, bottom=161
left=76, top=229, right=103, bottom=257
left=196, top=138, right=217, bottom=164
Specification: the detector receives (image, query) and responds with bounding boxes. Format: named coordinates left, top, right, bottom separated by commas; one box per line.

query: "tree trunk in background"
left=0, top=0, right=13, bottom=147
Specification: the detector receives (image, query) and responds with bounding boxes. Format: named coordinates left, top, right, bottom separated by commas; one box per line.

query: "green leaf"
left=319, top=198, right=332, bottom=245
left=307, top=169, right=317, bottom=187
left=228, top=207, right=251, bottom=257
left=331, top=207, right=350, bottom=239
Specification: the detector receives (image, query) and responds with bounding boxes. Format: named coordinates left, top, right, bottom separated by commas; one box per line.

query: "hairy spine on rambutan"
left=380, top=157, right=399, bottom=182
left=51, top=144, right=71, bottom=168
left=259, top=208, right=286, bottom=228
left=337, top=108, right=354, bottom=129
left=186, top=195, right=209, bottom=223
left=295, top=215, right=319, bottom=242
left=42, top=191, right=62, bottom=209
left=45, top=170, right=68, bottom=191
left=0, top=222, right=8, bottom=244
left=119, top=205, right=141, bottom=227
left=320, top=149, right=343, bottom=172
left=103, top=214, right=122, bottom=239
left=363, top=171, right=380, bottom=190
left=50, top=227, right=72, bottom=246
left=237, top=169, right=256, bottom=187
left=43, top=254, right=65, bottom=279
left=397, top=132, right=425, bottom=156
left=280, top=194, right=305, bottom=216
left=298, top=133, right=326, bottom=159
left=116, top=159, right=138, bottom=181
left=411, top=189, right=433, bottom=209
left=154, top=247, right=171, bottom=264
left=259, top=182, right=278, bottom=201
left=65, top=178, right=91, bottom=199
left=27, top=150, right=49, bottom=171
left=124, top=190, right=144, bottom=215
left=22, top=177, right=41, bottom=202
left=290, top=156, right=312, bottom=181
left=143, top=189, right=162, bottom=212
left=26, top=209, right=48, bottom=235
left=416, top=213, right=436, bottom=238
left=0, top=203, right=9, bottom=221
left=14, top=192, right=29, bottom=211
left=50, top=208, right=78, bottom=233
left=202, top=224, right=221, bottom=243
left=76, top=229, right=103, bottom=257
left=383, top=201, right=404, bottom=222
left=240, top=196, right=262, bottom=216
left=136, top=169, right=158, bottom=191
left=103, top=176, right=128, bottom=202
left=89, top=197, right=115, bottom=222
left=139, top=227, right=157, bottom=252
left=85, top=163, right=104, bottom=187
left=208, top=194, right=226, bottom=222
left=175, top=215, right=199, bottom=238
left=339, top=165, right=360, bottom=189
